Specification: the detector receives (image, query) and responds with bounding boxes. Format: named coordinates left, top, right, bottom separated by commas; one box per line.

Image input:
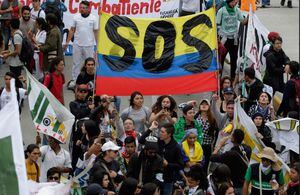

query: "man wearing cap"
left=243, top=147, right=284, bottom=195
left=89, top=141, right=123, bottom=192
left=127, top=136, right=164, bottom=186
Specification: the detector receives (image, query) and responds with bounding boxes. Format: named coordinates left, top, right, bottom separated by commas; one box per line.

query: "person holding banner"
left=216, top=0, right=248, bottom=80
left=64, top=0, right=98, bottom=90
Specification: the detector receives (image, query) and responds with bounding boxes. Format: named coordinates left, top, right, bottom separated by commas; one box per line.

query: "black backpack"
left=12, top=32, right=34, bottom=65
left=44, top=1, right=64, bottom=28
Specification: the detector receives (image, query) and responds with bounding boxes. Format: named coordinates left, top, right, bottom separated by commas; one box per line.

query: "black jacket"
left=139, top=129, right=184, bottom=183
left=256, top=124, right=276, bottom=150
left=263, top=46, right=290, bottom=93
left=127, top=150, right=163, bottom=185
left=210, top=144, right=252, bottom=188
left=277, top=75, right=300, bottom=116
left=245, top=78, right=264, bottom=112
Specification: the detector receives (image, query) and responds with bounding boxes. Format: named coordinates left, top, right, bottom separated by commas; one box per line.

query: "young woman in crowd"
left=248, top=91, right=276, bottom=122
left=174, top=104, right=203, bottom=143
left=150, top=95, right=178, bottom=126
left=195, top=99, right=218, bottom=172
left=29, top=17, right=48, bottom=79
left=280, top=162, right=299, bottom=195
left=252, top=112, right=276, bottom=150
left=43, top=57, right=65, bottom=104
left=207, top=164, right=232, bottom=195
left=181, top=128, right=204, bottom=170
left=217, top=182, right=235, bottom=195
left=75, top=57, right=95, bottom=88
left=121, top=91, right=150, bottom=133
left=25, top=144, right=40, bottom=182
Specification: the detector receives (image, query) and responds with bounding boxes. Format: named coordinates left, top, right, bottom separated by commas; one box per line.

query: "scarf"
left=260, top=163, right=271, bottom=174
left=182, top=140, right=203, bottom=163
left=125, top=130, right=137, bottom=139
left=225, top=3, right=236, bottom=15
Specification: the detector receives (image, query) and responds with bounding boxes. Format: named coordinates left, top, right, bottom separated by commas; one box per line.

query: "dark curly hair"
left=151, top=95, right=177, bottom=114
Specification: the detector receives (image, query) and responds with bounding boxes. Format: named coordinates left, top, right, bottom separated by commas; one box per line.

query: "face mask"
left=260, top=163, right=271, bottom=173
left=81, top=13, right=90, bottom=18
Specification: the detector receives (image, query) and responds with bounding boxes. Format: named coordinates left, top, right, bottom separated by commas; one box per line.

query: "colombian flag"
left=96, top=8, right=218, bottom=96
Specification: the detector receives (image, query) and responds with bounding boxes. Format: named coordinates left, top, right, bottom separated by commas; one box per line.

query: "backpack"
left=44, top=1, right=64, bottom=27
left=12, top=32, right=34, bottom=64
left=30, top=7, right=42, bottom=18
left=39, top=73, right=65, bottom=90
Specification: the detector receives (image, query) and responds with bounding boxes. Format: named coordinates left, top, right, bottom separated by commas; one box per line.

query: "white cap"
left=101, top=141, right=121, bottom=152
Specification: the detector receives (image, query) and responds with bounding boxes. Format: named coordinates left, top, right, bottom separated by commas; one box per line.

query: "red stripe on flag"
left=96, top=71, right=218, bottom=96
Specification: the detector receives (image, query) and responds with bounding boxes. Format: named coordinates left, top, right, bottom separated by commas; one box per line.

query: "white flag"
left=266, top=118, right=299, bottom=154
left=0, top=79, right=29, bottom=195
left=26, top=69, right=75, bottom=143
left=245, top=6, right=261, bottom=80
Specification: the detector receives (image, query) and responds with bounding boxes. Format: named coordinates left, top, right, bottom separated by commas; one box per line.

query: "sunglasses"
left=48, top=176, right=59, bottom=180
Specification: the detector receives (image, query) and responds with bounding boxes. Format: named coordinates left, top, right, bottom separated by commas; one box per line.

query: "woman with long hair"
left=120, top=91, right=150, bottom=133
left=25, top=144, right=40, bottom=182
left=195, top=99, right=218, bottom=172
left=29, top=17, right=48, bottom=79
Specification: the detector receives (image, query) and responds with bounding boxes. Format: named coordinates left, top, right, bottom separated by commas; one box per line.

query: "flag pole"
left=213, top=0, right=221, bottom=96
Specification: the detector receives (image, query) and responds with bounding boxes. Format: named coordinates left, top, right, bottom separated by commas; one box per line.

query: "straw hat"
left=258, top=147, right=278, bottom=162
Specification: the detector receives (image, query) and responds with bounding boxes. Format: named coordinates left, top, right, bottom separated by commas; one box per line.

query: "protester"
left=216, top=0, right=248, bottom=80
left=65, top=0, right=98, bottom=90
left=243, top=147, right=285, bottom=195
left=0, top=72, right=26, bottom=111
left=174, top=165, right=208, bottom=195
left=140, top=183, right=160, bottom=195
left=252, top=112, right=276, bottom=149
left=207, top=164, right=232, bottom=195
left=89, top=141, right=122, bottom=192
left=118, top=177, right=138, bottom=195
left=118, top=118, right=138, bottom=142
left=217, top=182, right=235, bottom=195
left=174, top=104, right=203, bottom=143
left=39, top=13, right=63, bottom=71
left=248, top=91, right=275, bottom=122
left=19, top=6, right=35, bottom=39
left=30, top=0, right=46, bottom=21
left=195, top=99, right=218, bottom=171
left=262, top=32, right=280, bottom=75
left=1, top=19, right=23, bottom=77
left=75, top=57, right=96, bottom=87
left=139, top=121, right=184, bottom=194
left=149, top=95, right=178, bottom=128
left=121, top=91, right=151, bottom=133
left=216, top=87, right=235, bottom=114
left=86, top=183, right=107, bottom=195
left=40, top=136, right=72, bottom=182
left=277, top=61, right=300, bottom=117
left=279, top=162, right=300, bottom=195
left=29, top=17, right=48, bottom=79
left=127, top=136, right=164, bottom=186
left=118, top=136, right=137, bottom=175
left=43, top=57, right=65, bottom=104
left=263, top=36, right=290, bottom=94
left=242, top=67, right=264, bottom=113
left=220, top=76, right=233, bottom=100
left=210, top=129, right=252, bottom=194
left=25, top=144, right=40, bottom=182
left=46, top=167, right=61, bottom=183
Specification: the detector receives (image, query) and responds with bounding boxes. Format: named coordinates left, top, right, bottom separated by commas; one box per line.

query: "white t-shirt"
left=0, top=88, right=26, bottom=110
left=71, top=14, right=98, bottom=46
left=30, top=8, right=46, bottom=21
left=40, top=145, right=72, bottom=182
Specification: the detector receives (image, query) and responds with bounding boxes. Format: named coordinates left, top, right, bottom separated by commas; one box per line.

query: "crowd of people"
left=0, top=0, right=299, bottom=195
